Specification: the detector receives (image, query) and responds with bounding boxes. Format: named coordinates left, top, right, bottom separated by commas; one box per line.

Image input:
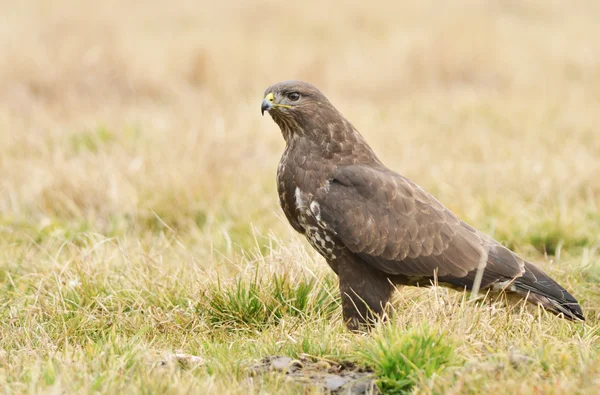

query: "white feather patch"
left=310, top=201, right=321, bottom=221
left=295, top=187, right=304, bottom=210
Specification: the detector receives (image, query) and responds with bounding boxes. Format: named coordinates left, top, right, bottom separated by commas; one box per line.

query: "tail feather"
left=513, top=262, right=584, bottom=321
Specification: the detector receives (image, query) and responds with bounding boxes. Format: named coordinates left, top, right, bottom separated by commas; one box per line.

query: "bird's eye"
left=287, top=92, right=300, bottom=101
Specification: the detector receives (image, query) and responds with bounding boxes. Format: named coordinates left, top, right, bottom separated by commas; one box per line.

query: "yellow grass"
left=0, top=0, right=598, bottom=393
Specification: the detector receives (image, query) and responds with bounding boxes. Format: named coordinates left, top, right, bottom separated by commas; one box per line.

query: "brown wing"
left=314, top=165, right=584, bottom=320
left=315, top=165, right=525, bottom=287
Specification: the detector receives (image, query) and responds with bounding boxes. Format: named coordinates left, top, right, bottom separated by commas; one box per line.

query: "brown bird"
left=261, top=80, right=584, bottom=330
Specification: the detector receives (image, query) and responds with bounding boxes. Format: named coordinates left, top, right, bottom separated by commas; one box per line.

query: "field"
left=1, top=0, right=599, bottom=393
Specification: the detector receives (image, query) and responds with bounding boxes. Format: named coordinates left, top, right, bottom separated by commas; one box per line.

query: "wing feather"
left=316, top=165, right=524, bottom=282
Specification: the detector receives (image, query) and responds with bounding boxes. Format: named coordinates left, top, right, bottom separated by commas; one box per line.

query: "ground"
left=0, top=0, right=599, bottom=393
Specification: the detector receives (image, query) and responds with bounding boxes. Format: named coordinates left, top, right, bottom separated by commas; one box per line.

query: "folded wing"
left=314, top=165, right=583, bottom=320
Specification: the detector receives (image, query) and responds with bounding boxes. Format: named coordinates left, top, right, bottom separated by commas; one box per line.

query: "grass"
left=359, top=324, right=458, bottom=393
left=0, top=0, right=599, bottom=393
left=206, top=274, right=339, bottom=331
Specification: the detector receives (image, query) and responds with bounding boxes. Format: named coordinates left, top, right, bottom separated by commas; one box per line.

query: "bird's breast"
left=293, top=186, right=341, bottom=262
left=277, top=144, right=343, bottom=263
left=277, top=149, right=304, bottom=234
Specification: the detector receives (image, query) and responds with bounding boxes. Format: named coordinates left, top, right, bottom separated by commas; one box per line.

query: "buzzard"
left=261, top=80, right=584, bottom=330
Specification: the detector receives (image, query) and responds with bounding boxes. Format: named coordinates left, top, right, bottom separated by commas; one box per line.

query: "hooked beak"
left=261, top=92, right=274, bottom=116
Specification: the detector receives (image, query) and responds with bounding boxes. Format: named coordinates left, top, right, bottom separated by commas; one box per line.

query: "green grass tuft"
left=206, top=274, right=339, bottom=331
left=358, top=324, right=459, bottom=394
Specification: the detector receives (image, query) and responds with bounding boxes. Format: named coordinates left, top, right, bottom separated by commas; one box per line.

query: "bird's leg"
left=336, top=254, right=395, bottom=331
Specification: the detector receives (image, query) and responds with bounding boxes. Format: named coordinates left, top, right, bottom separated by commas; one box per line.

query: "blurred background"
left=1, top=0, right=599, bottom=265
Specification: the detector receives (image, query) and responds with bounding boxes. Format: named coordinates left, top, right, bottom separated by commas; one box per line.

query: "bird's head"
left=261, top=80, right=339, bottom=141
left=261, top=81, right=380, bottom=166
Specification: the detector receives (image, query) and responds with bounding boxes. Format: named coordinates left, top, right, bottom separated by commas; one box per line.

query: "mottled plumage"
left=261, top=81, right=584, bottom=330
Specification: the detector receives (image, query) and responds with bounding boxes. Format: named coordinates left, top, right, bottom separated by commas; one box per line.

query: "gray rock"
left=325, top=375, right=349, bottom=391
left=270, top=356, right=303, bottom=372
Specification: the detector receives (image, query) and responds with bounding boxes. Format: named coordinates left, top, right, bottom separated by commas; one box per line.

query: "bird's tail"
left=512, top=262, right=584, bottom=321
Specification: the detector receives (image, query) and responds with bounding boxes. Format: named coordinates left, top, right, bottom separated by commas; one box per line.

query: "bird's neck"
left=281, top=116, right=382, bottom=167
left=274, top=116, right=299, bottom=143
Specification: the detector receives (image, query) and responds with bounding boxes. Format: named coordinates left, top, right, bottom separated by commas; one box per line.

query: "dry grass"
left=0, top=0, right=599, bottom=393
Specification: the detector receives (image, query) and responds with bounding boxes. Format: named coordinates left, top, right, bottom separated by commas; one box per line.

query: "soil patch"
left=251, top=355, right=380, bottom=394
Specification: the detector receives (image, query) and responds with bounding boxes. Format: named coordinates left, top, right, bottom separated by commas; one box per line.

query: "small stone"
left=343, top=379, right=381, bottom=395
left=271, top=356, right=303, bottom=372
left=173, top=353, right=206, bottom=368
left=325, top=375, right=348, bottom=391
left=290, top=359, right=304, bottom=371
left=508, top=348, right=535, bottom=368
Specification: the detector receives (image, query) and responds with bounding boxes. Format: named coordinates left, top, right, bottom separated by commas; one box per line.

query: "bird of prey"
left=261, top=80, right=584, bottom=330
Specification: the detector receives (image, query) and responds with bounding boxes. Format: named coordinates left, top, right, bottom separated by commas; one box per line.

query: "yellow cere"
left=265, top=92, right=291, bottom=109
